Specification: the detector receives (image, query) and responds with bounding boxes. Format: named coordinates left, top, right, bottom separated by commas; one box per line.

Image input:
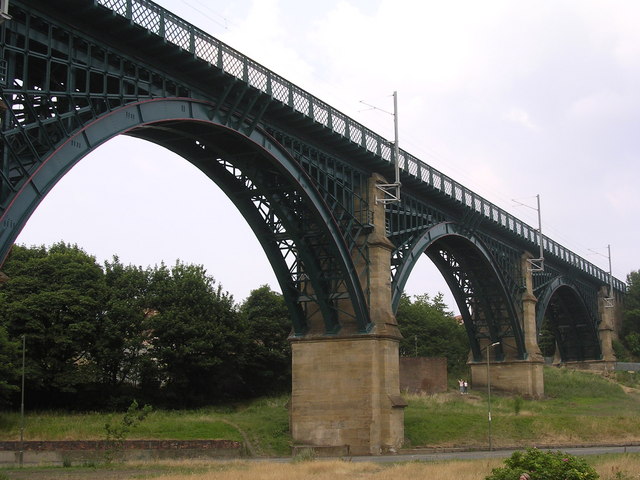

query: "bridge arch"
left=391, top=221, right=525, bottom=361
left=535, top=276, right=602, bottom=362
left=1, top=97, right=372, bottom=336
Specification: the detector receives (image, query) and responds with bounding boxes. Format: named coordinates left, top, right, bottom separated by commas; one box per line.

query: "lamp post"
left=19, top=334, right=25, bottom=467
left=486, top=341, right=500, bottom=451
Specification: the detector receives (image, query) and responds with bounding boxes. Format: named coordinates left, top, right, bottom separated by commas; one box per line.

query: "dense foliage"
left=486, top=448, right=599, bottom=480
left=0, top=243, right=292, bottom=409
left=396, top=293, right=468, bottom=373
left=622, top=270, right=640, bottom=359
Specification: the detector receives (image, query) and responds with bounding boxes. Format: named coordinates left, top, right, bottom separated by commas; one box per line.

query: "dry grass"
left=133, top=455, right=640, bottom=480
left=5, top=455, right=640, bottom=480
left=149, top=459, right=503, bottom=480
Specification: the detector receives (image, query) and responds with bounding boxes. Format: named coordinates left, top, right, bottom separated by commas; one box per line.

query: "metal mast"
left=375, top=91, right=401, bottom=204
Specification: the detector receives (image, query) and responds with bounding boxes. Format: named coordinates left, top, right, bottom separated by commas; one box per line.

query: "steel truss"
left=0, top=1, right=373, bottom=336
left=387, top=201, right=526, bottom=359
left=534, top=267, right=602, bottom=361
left=387, top=190, right=602, bottom=362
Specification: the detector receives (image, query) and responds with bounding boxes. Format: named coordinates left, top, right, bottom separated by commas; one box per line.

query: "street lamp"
left=486, top=341, right=500, bottom=451
left=19, top=334, right=25, bottom=467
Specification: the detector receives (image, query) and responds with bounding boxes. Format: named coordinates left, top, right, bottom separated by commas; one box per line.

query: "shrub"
left=485, top=448, right=599, bottom=480
left=513, top=396, right=523, bottom=416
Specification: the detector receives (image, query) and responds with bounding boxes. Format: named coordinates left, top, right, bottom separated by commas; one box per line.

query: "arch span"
left=391, top=221, right=525, bottom=361
left=536, top=277, right=602, bottom=361
left=0, top=97, right=372, bottom=335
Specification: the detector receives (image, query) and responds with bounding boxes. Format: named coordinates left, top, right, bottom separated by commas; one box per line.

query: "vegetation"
left=103, top=400, right=153, bottom=462
left=486, top=448, right=599, bottom=480
left=621, top=270, right=640, bottom=361
left=0, top=243, right=292, bottom=410
left=1, top=369, right=640, bottom=457
left=0, top=242, right=474, bottom=411
left=396, top=292, right=469, bottom=376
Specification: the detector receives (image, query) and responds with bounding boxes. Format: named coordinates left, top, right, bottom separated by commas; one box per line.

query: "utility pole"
left=513, top=194, right=544, bottom=271
left=589, top=244, right=614, bottom=308
left=362, top=91, right=401, bottom=204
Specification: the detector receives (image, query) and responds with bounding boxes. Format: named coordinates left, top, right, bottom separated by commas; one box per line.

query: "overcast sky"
left=15, top=0, right=640, bottom=311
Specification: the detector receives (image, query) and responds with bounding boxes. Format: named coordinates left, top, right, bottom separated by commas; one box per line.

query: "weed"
left=513, top=396, right=523, bottom=416
left=103, top=400, right=152, bottom=463
left=291, top=447, right=317, bottom=463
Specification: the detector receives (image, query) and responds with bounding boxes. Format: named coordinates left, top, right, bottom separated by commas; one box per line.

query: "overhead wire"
left=164, top=0, right=613, bottom=275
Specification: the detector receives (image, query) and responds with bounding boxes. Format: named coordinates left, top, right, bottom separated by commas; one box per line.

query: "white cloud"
left=504, top=107, right=538, bottom=130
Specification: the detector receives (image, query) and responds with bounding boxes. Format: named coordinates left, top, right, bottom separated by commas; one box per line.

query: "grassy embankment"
left=1, top=367, right=639, bottom=456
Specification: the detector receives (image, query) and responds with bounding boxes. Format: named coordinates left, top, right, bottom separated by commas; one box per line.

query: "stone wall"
left=399, top=357, right=447, bottom=394
left=0, top=440, right=243, bottom=465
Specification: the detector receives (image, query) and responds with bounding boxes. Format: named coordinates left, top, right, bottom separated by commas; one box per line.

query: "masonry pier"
left=289, top=174, right=405, bottom=455
left=469, top=254, right=545, bottom=398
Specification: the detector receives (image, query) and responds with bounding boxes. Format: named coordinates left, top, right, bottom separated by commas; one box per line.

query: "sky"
left=15, top=0, right=640, bottom=312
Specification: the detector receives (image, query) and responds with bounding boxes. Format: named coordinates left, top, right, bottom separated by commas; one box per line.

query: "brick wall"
left=399, top=357, right=448, bottom=394
left=0, top=439, right=241, bottom=451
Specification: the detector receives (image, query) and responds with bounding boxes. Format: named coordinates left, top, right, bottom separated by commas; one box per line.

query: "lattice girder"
left=389, top=218, right=526, bottom=361
left=1, top=2, right=376, bottom=336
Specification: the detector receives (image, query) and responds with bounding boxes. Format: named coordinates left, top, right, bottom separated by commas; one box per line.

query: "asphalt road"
left=346, top=445, right=640, bottom=463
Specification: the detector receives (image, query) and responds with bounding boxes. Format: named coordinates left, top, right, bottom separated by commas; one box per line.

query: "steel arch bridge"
left=0, top=0, right=627, bottom=454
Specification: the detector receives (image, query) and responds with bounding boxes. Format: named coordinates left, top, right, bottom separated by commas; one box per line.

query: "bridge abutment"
left=289, top=173, right=404, bottom=455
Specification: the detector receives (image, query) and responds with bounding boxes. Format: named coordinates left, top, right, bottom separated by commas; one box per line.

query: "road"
left=346, top=445, right=640, bottom=463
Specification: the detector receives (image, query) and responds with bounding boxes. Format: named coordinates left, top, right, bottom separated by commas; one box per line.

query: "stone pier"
left=469, top=253, right=545, bottom=398
left=289, top=174, right=405, bottom=455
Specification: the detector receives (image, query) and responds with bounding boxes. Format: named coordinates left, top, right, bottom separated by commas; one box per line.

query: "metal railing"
left=94, top=0, right=626, bottom=293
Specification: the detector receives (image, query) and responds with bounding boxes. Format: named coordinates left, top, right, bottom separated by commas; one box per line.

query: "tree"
left=622, top=270, right=640, bottom=358
left=396, top=292, right=469, bottom=373
left=0, top=243, right=107, bottom=407
left=88, top=257, right=152, bottom=405
left=0, top=326, right=20, bottom=406
left=239, top=285, right=292, bottom=396
left=145, top=261, right=245, bottom=407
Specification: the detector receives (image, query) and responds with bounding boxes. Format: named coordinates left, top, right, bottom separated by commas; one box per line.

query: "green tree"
left=0, top=243, right=107, bottom=407
left=89, top=257, right=152, bottom=405
left=538, top=317, right=556, bottom=357
left=396, top=292, right=469, bottom=373
left=146, top=261, right=244, bottom=407
left=0, top=326, right=20, bottom=405
left=239, top=285, right=291, bottom=396
left=622, top=270, right=640, bottom=358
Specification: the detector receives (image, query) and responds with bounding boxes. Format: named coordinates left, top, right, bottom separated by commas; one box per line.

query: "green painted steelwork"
left=0, top=0, right=624, bottom=357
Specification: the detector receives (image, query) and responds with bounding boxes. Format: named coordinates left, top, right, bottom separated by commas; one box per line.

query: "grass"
left=404, top=367, right=640, bottom=448
left=2, top=455, right=640, bottom=480
left=1, top=368, right=640, bottom=456
left=0, top=395, right=291, bottom=455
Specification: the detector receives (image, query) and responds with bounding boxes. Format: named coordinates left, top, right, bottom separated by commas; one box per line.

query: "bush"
left=612, top=339, right=631, bottom=362
left=485, top=448, right=599, bottom=480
